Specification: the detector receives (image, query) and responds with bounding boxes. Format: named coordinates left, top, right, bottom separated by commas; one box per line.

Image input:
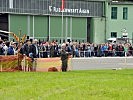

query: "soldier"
left=60, top=43, right=69, bottom=72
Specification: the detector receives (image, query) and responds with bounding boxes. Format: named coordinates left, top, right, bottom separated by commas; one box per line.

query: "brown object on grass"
left=48, top=67, right=58, bottom=72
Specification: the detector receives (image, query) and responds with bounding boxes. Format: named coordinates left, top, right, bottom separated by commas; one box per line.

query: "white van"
left=107, top=37, right=130, bottom=44
left=107, top=38, right=116, bottom=44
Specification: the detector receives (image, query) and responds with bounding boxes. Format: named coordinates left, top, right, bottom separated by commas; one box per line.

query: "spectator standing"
left=75, top=45, right=79, bottom=57
left=117, top=44, right=124, bottom=56
left=1, top=41, right=15, bottom=55
left=0, top=40, right=4, bottom=55
left=94, top=44, right=98, bottom=57
left=49, top=42, right=55, bottom=57
left=42, top=43, right=48, bottom=58
left=12, top=42, right=18, bottom=55
left=87, top=44, right=91, bottom=57
left=108, top=44, right=113, bottom=56
left=38, top=43, right=44, bottom=58
left=54, top=42, right=59, bottom=57
left=7, top=42, right=14, bottom=55
left=90, top=43, right=94, bottom=57
left=103, top=43, right=108, bottom=57
left=23, top=40, right=33, bottom=71
left=124, top=43, right=129, bottom=56
left=128, top=43, right=133, bottom=56
left=30, top=39, right=39, bottom=71
left=32, top=39, right=39, bottom=58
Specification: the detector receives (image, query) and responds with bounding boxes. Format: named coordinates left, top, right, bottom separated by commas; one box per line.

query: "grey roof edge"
left=109, top=1, right=133, bottom=5
left=73, top=0, right=106, bottom=2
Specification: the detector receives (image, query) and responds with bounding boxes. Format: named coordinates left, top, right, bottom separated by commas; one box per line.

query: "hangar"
left=0, top=0, right=133, bottom=43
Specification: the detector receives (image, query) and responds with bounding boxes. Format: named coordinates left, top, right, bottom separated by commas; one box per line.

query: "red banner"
left=0, top=55, right=24, bottom=72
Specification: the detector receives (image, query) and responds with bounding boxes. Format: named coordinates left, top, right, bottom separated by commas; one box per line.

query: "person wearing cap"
left=30, top=39, right=39, bottom=71
left=32, top=39, right=39, bottom=58
left=11, top=42, right=18, bottom=55
left=60, top=43, right=69, bottom=72
left=23, top=39, right=33, bottom=71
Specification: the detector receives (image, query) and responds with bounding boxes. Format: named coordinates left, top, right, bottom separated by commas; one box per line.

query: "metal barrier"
left=0, top=55, right=23, bottom=72
left=1, top=53, right=133, bottom=72
left=38, top=50, right=133, bottom=58
left=71, top=57, right=133, bottom=70
left=0, top=55, right=37, bottom=72
left=21, top=57, right=37, bottom=72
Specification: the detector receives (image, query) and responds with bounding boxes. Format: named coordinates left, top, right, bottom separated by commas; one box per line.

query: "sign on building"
left=0, top=0, right=104, bottom=17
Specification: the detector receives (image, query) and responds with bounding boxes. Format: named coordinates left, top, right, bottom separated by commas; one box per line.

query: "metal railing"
left=38, top=50, right=133, bottom=58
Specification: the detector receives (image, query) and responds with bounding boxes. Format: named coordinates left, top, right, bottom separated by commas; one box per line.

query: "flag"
left=21, top=34, right=26, bottom=43
left=12, top=33, right=19, bottom=42
left=0, top=30, right=20, bottom=42
left=61, top=0, right=64, bottom=11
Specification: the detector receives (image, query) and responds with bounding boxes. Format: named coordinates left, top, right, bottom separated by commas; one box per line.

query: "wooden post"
left=0, top=64, right=2, bottom=72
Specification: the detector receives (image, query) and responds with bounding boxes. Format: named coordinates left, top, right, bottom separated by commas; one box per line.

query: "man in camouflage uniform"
left=60, top=43, right=68, bottom=72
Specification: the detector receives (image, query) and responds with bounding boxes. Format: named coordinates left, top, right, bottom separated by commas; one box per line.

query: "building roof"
left=75, top=0, right=106, bottom=1
left=110, top=1, right=133, bottom=5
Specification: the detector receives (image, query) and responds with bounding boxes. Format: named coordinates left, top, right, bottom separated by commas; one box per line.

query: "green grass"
left=0, top=69, right=133, bottom=100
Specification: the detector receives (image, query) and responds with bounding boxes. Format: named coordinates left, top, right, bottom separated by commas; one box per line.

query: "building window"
left=123, top=7, right=128, bottom=20
left=111, top=32, right=117, bottom=38
left=111, top=7, right=117, bottom=19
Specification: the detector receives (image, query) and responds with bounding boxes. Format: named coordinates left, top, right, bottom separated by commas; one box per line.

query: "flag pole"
left=61, top=10, right=63, bottom=43
left=17, top=29, right=21, bottom=70
left=61, top=0, right=64, bottom=43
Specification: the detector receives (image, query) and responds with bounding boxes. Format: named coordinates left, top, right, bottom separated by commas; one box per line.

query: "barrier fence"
left=38, top=50, right=133, bottom=58
left=0, top=55, right=33, bottom=72
left=0, top=56, right=71, bottom=72
left=0, top=55, right=23, bottom=72
left=71, top=57, right=133, bottom=70
left=36, top=57, right=71, bottom=72
left=1, top=55, right=133, bottom=72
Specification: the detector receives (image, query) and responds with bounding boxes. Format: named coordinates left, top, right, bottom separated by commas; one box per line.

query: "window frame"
left=123, top=7, right=128, bottom=20
left=111, top=32, right=117, bottom=38
left=111, top=7, right=117, bottom=20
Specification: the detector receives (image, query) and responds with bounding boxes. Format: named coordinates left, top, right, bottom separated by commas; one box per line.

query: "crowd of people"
left=1, top=38, right=133, bottom=72
left=0, top=39, right=133, bottom=58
